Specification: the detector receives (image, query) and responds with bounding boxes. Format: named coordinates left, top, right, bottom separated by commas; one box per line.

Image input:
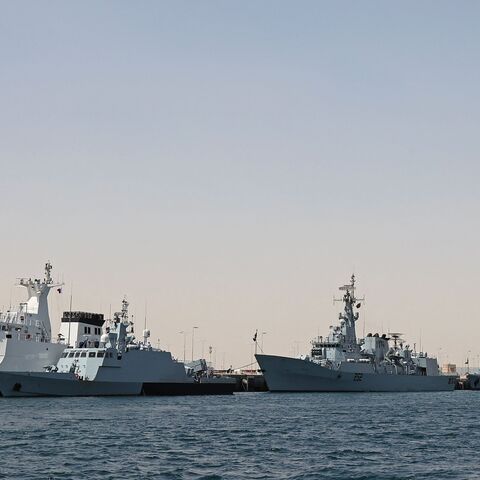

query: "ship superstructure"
left=0, top=263, right=66, bottom=371
left=256, top=275, right=455, bottom=392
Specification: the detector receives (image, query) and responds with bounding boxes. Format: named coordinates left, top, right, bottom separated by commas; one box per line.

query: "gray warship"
left=256, top=275, right=456, bottom=392
left=0, top=299, right=235, bottom=397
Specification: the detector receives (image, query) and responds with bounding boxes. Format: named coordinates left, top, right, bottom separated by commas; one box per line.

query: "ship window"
left=68, top=352, right=75, bottom=358
left=61, top=352, right=68, bottom=358
left=89, top=352, right=96, bottom=357
left=80, top=352, right=87, bottom=357
left=97, top=351, right=105, bottom=358
left=75, top=352, right=81, bottom=357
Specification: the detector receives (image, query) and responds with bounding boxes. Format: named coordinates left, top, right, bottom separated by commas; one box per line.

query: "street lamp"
left=191, top=326, right=198, bottom=362
left=179, top=331, right=187, bottom=363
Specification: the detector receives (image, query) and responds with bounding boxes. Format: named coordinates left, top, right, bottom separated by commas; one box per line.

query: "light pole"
left=179, top=331, right=187, bottom=363
left=191, top=326, right=198, bottom=362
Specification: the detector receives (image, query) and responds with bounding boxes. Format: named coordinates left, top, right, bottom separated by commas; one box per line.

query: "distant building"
left=441, top=363, right=457, bottom=374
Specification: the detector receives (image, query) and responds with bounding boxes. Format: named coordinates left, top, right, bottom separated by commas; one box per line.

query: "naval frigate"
left=256, top=275, right=456, bottom=392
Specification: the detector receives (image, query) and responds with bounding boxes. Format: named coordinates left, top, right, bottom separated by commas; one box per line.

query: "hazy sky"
left=1, top=1, right=479, bottom=368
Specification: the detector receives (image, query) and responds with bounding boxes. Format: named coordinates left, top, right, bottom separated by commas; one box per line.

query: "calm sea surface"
left=0, top=391, right=478, bottom=480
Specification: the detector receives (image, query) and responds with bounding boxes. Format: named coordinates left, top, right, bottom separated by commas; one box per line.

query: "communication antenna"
left=333, top=274, right=365, bottom=305
left=45, top=261, right=52, bottom=284
left=144, top=299, right=147, bottom=330
left=68, top=283, right=73, bottom=347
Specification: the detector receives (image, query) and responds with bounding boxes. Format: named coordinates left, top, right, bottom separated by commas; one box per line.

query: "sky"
left=1, top=1, right=479, bottom=369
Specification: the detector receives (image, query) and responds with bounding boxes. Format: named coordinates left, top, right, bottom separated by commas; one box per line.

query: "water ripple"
left=0, top=392, right=480, bottom=479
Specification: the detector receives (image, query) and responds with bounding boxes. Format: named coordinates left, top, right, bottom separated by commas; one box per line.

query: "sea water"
left=0, top=391, right=478, bottom=479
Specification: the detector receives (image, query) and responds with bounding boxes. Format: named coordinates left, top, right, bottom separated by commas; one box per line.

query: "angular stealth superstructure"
left=0, top=263, right=66, bottom=371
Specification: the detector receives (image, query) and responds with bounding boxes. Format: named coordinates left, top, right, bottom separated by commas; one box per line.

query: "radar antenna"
left=333, top=274, right=365, bottom=305
left=388, top=333, right=404, bottom=348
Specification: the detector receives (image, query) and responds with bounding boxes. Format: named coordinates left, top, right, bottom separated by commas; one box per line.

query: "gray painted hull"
left=256, top=354, right=456, bottom=392
left=0, top=371, right=141, bottom=397
left=0, top=372, right=236, bottom=397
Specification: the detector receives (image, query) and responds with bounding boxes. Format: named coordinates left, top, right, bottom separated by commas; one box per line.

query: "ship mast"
left=333, top=274, right=364, bottom=346
left=16, top=262, right=64, bottom=341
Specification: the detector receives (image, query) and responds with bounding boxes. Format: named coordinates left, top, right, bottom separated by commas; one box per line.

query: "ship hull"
left=0, top=371, right=236, bottom=397
left=256, top=354, right=456, bottom=392
left=0, top=338, right=65, bottom=372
